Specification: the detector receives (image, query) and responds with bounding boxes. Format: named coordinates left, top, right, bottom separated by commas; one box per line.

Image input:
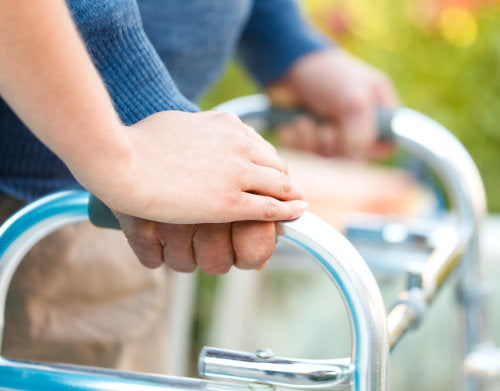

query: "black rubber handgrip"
left=267, top=107, right=395, bottom=141
left=88, top=195, right=120, bottom=229
left=88, top=107, right=396, bottom=229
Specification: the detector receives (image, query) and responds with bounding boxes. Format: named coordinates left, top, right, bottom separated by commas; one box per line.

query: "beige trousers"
left=0, top=194, right=173, bottom=373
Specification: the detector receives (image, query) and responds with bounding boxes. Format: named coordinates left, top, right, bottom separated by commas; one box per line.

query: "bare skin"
left=269, top=48, right=399, bottom=159
left=114, top=47, right=400, bottom=274
left=0, top=0, right=306, bottom=273
left=0, top=1, right=398, bottom=274
left=116, top=214, right=276, bottom=274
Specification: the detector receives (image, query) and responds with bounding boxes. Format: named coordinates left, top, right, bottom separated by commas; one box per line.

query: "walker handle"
left=88, top=193, right=120, bottom=229
left=268, top=106, right=394, bottom=141
left=88, top=105, right=395, bottom=229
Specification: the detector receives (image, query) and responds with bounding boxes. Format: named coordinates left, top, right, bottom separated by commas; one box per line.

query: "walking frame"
left=0, top=94, right=497, bottom=390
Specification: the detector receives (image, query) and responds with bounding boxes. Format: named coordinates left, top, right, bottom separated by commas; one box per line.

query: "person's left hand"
left=267, top=48, right=399, bottom=159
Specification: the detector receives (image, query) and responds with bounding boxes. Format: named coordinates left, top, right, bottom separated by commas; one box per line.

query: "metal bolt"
left=255, top=347, right=274, bottom=360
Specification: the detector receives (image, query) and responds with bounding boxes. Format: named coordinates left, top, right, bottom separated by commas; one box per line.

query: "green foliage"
left=200, top=1, right=500, bottom=211
left=199, top=61, right=259, bottom=110
left=307, top=0, right=500, bottom=212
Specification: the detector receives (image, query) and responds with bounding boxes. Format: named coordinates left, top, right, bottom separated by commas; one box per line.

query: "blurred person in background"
left=0, top=0, right=397, bottom=373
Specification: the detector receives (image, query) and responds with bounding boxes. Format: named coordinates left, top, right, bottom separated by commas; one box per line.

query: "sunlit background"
left=196, top=2, right=500, bottom=390
left=202, top=0, right=500, bottom=212
left=303, top=0, right=500, bottom=208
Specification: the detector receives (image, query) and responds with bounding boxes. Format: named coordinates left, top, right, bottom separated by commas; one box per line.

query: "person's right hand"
left=0, top=1, right=306, bottom=275
left=115, top=212, right=276, bottom=275
left=0, top=0, right=307, bottom=227
left=85, top=110, right=308, bottom=225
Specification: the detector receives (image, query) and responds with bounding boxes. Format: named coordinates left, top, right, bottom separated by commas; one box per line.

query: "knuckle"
left=216, top=111, right=241, bottom=125
left=263, top=198, right=280, bottom=220
left=124, top=219, right=159, bottom=244
left=280, top=171, right=293, bottom=196
left=233, top=135, right=252, bottom=154
left=232, top=158, right=249, bottom=177
left=223, top=191, right=243, bottom=209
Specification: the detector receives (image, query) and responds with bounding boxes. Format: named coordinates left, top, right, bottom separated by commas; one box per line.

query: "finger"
left=232, top=221, right=276, bottom=270
left=370, top=77, right=398, bottom=158
left=235, top=194, right=309, bottom=222
left=316, top=122, right=340, bottom=157
left=338, top=102, right=377, bottom=159
left=121, top=219, right=165, bottom=269
left=248, top=136, right=289, bottom=174
left=213, top=110, right=276, bottom=154
left=242, top=123, right=285, bottom=165
left=161, top=224, right=197, bottom=273
left=242, top=123, right=272, bottom=149
left=291, top=115, right=319, bottom=152
left=255, top=261, right=268, bottom=271
left=129, top=240, right=164, bottom=269
left=276, top=115, right=318, bottom=152
left=276, top=122, right=300, bottom=149
left=193, top=223, right=234, bottom=275
left=243, top=164, right=304, bottom=201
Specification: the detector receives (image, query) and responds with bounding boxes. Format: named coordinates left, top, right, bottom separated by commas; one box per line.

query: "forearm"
left=0, top=0, right=127, bottom=188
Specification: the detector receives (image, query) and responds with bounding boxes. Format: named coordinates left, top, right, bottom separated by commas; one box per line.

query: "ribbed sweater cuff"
left=85, top=25, right=199, bottom=125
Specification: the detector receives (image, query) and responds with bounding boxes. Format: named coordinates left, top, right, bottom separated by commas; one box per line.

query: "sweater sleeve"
left=238, top=0, right=332, bottom=87
left=67, top=0, right=199, bottom=125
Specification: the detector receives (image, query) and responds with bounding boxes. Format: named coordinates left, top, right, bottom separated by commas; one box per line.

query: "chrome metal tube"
left=199, top=212, right=389, bottom=391
left=0, top=356, right=260, bottom=391
left=0, top=191, right=291, bottom=391
left=0, top=191, right=389, bottom=390
left=199, top=347, right=352, bottom=389
left=0, top=190, right=90, bottom=352
left=386, top=223, right=462, bottom=350
left=1, top=96, right=486, bottom=391
left=218, top=96, right=487, bottom=388
left=388, top=110, right=486, bottom=380
left=387, top=303, right=418, bottom=350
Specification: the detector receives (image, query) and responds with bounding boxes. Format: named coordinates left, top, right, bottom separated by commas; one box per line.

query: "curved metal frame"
left=0, top=94, right=488, bottom=390
left=217, top=95, right=486, bottom=342
left=0, top=197, right=389, bottom=388
left=200, top=213, right=389, bottom=390
left=213, top=95, right=487, bottom=390
left=0, top=190, right=90, bottom=352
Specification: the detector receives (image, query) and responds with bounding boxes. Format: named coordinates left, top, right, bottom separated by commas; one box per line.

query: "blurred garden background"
left=201, top=0, right=500, bottom=212
left=194, top=1, right=500, bottom=390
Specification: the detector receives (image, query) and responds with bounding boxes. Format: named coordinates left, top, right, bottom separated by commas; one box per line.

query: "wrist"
left=65, top=122, right=133, bottom=203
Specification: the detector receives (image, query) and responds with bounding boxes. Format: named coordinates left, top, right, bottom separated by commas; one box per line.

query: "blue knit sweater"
left=0, top=0, right=329, bottom=201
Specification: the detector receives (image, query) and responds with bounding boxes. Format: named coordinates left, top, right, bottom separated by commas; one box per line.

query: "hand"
left=115, top=213, right=276, bottom=275
left=268, top=48, right=399, bottom=158
left=88, top=110, right=308, bottom=225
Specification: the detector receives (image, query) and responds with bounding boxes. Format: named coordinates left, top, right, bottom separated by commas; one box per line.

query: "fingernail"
left=256, top=261, right=268, bottom=271
left=298, top=200, right=309, bottom=211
